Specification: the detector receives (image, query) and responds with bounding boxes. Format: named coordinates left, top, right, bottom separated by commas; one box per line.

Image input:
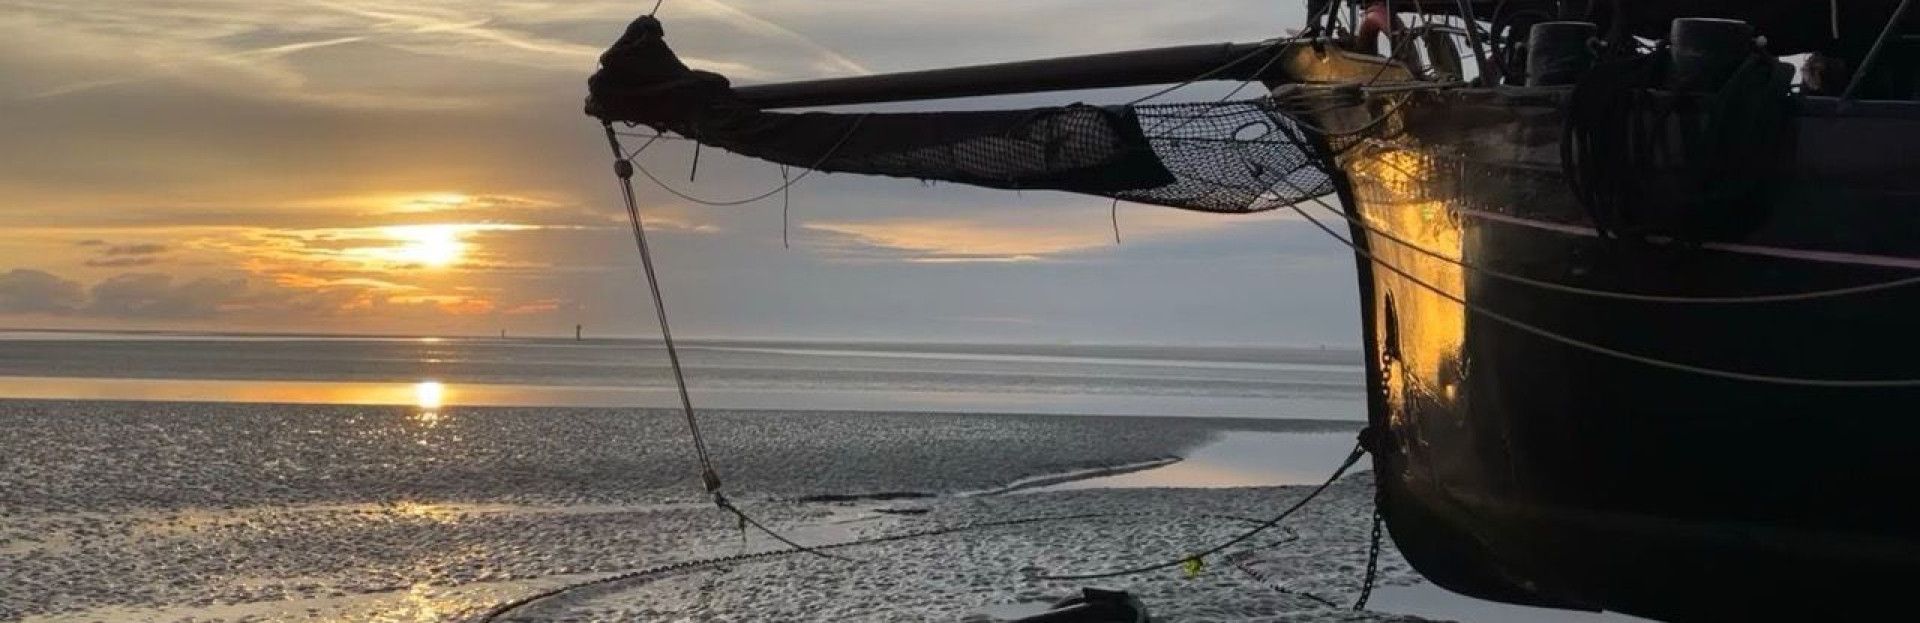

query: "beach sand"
left=2, top=399, right=1425, bottom=622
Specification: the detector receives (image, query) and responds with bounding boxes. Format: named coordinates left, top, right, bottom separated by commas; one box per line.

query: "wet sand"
left=4, top=399, right=1415, bottom=622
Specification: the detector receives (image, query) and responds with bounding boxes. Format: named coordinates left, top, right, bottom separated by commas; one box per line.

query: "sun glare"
left=384, top=225, right=466, bottom=267
left=414, top=381, right=445, bottom=410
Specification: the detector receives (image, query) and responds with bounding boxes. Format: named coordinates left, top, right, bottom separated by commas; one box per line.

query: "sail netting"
left=586, top=16, right=1337, bottom=214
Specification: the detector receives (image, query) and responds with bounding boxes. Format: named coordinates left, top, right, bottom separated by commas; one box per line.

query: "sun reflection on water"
left=410, top=381, right=448, bottom=446
left=414, top=381, right=445, bottom=410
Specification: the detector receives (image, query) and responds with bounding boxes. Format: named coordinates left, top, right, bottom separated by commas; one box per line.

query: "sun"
left=383, top=225, right=466, bottom=267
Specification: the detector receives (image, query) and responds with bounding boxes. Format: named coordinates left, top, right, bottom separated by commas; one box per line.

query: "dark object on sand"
left=1011, top=589, right=1151, bottom=623
left=587, top=2, right=1920, bottom=620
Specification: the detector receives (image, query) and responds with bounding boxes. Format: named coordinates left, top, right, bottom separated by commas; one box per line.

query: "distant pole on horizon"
left=575, top=324, right=583, bottom=341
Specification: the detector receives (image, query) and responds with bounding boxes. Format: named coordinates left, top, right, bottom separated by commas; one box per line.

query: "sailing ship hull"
left=1323, top=88, right=1920, bottom=619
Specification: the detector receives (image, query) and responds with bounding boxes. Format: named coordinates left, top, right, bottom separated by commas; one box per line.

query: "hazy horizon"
left=0, top=325, right=1365, bottom=349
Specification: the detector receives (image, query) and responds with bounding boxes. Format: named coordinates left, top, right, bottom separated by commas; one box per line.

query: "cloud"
left=190, top=223, right=545, bottom=274
left=85, top=272, right=249, bottom=319
left=0, top=261, right=545, bottom=326
left=673, top=0, right=871, bottom=76
left=74, top=242, right=172, bottom=267
left=801, top=204, right=1301, bottom=262
left=84, top=257, right=164, bottom=268
left=102, top=243, right=169, bottom=256
left=0, top=1, right=495, bottom=110
left=0, top=269, right=86, bottom=314
left=503, top=298, right=567, bottom=316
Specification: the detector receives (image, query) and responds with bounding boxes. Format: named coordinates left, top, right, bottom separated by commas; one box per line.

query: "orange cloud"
left=503, top=298, right=565, bottom=316
left=391, top=294, right=497, bottom=316
left=803, top=208, right=1299, bottom=261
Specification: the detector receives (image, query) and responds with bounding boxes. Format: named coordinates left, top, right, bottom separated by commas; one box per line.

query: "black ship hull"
left=1318, top=84, right=1920, bottom=619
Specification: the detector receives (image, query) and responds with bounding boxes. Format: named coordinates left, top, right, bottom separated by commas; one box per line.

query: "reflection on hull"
left=1318, top=85, right=1920, bottom=620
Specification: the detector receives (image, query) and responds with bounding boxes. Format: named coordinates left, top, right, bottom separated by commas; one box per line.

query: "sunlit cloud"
left=804, top=218, right=1099, bottom=261
left=197, top=223, right=538, bottom=272
left=906, top=255, right=1045, bottom=264
left=387, top=293, right=496, bottom=315
left=802, top=207, right=1300, bottom=262
left=386, top=192, right=476, bottom=213
left=502, top=298, right=566, bottom=316
left=350, top=225, right=467, bottom=268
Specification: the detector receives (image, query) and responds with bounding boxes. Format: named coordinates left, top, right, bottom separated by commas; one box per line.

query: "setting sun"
left=382, top=225, right=466, bottom=268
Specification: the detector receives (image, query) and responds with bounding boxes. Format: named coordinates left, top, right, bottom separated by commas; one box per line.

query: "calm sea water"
left=0, top=331, right=1365, bottom=420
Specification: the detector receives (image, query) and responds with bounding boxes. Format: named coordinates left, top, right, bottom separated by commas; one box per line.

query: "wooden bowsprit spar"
left=731, top=40, right=1299, bottom=109
left=587, top=15, right=1345, bottom=215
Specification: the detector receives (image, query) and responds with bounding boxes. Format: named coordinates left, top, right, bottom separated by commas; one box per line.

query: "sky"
left=0, top=0, right=1361, bottom=345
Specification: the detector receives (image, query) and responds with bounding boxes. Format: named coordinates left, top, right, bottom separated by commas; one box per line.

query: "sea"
left=0, top=330, right=1367, bottom=420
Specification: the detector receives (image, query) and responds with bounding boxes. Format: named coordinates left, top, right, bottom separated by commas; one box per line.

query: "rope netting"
left=795, top=98, right=1344, bottom=214
left=587, top=16, right=1342, bottom=215
left=1124, top=99, right=1340, bottom=213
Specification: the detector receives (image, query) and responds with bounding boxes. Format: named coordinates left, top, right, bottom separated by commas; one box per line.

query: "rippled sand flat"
left=2, top=399, right=1417, bottom=622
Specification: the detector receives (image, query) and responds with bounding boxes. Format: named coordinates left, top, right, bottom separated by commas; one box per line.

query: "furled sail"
left=585, top=16, right=1337, bottom=214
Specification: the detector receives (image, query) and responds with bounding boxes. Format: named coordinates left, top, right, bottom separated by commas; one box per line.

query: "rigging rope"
left=1120, top=0, right=1348, bottom=108
left=1133, top=0, right=1344, bottom=139
left=1841, top=0, right=1917, bottom=101
left=1299, top=189, right=1920, bottom=304
left=780, top=164, right=793, bottom=249
left=603, top=122, right=850, bottom=563
left=1274, top=183, right=1920, bottom=388
left=628, top=115, right=871, bottom=207
left=603, top=123, right=718, bottom=490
